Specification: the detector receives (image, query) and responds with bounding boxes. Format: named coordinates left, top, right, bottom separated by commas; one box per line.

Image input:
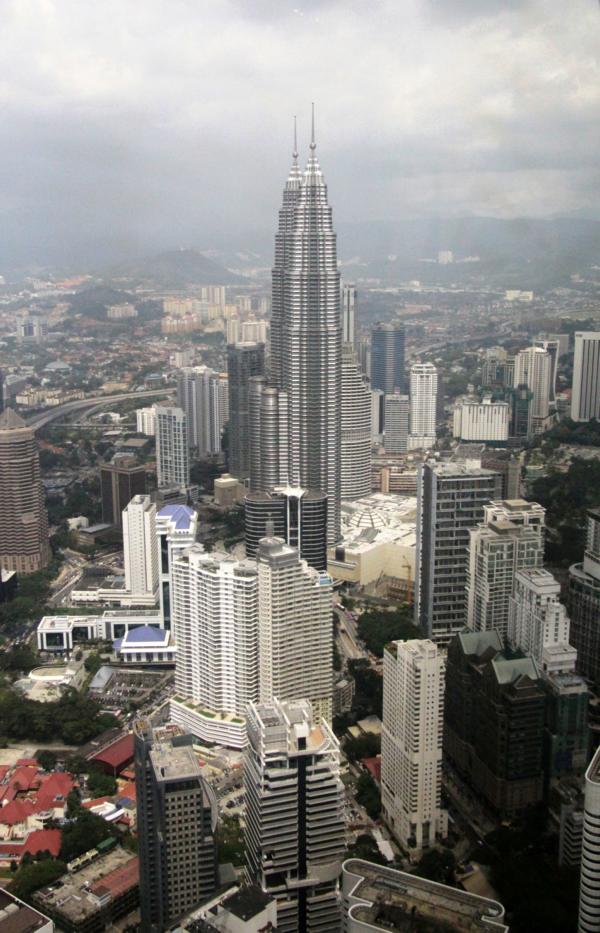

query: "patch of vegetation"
left=344, top=733, right=381, bottom=763
left=357, top=606, right=419, bottom=657
left=347, top=659, right=383, bottom=719
left=345, top=832, right=387, bottom=865
left=59, top=811, right=115, bottom=863
left=9, top=858, right=67, bottom=900
left=355, top=771, right=381, bottom=820
left=413, top=847, right=456, bottom=885
left=0, top=687, right=118, bottom=745
left=87, top=769, right=117, bottom=798
left=531, top=457, right=600, bottom=565
left=217, top=814, right=245, bottom=866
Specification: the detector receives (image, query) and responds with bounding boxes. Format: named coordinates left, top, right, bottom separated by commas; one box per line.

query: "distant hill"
left=68, top=285, right=136, bottom=320
left=107, top=249, right=247, bottom=288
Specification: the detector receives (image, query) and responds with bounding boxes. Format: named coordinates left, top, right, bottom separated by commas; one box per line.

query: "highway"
left=26, top=388, right=174, bottom=431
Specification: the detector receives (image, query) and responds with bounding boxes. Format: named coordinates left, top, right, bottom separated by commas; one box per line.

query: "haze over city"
left=2, top=0, right=600, bottom=268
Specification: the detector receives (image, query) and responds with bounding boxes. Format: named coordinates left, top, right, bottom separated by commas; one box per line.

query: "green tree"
left=9, top=859, right=67, bottom=900
left=59, top=812, right=114, bottom=863
left=217, top=814, right=246, bottom=866
left=87, top=769, right=117, bottom=798
left=344, top=733, right=381, bottom=763
left=355, top=772, right=381, bottom=820
left=356, top=606, right=419, bottom=657
left=37, top=750, right=57, bottom=772
left=414, top=847, right=456, bottom=884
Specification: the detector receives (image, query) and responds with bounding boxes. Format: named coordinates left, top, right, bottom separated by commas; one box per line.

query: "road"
left=335, top=607, right=368, bottom=661
left=26, top=388, right=174, bottom=431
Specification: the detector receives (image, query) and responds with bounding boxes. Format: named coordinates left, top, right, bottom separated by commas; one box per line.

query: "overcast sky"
left=2, top=0, right=600, bottom=266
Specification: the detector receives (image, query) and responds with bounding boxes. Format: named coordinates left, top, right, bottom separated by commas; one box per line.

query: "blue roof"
left=119, top=625, right=169, bottom=646
left=157, top=504, right=195, bottom=529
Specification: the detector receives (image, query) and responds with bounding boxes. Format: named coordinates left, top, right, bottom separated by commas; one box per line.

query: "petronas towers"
left=254, top=116, right=342, bottom=543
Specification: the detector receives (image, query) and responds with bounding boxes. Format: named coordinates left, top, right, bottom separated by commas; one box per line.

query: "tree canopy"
left=356, top=606, right=419, bottom=657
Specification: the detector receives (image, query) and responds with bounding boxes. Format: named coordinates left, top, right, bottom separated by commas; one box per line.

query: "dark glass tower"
left=244, top=486, right=327, bottom=571
left=227, top=341, right=265, bottom=482
left=371, top=322, right=406, bottom=395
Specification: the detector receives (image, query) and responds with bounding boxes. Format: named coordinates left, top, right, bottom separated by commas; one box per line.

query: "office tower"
left=248, top=377, right=289, bottom=493
left=0, top=409, right=50, bottom=574
left=216, top=372, right=229, bottom=430
left=453, top=396, right=510, bottom=443
left=170, top=546, right=258, bottom=749
left=572, top=332, right=600, bottom=422
left=270, top=125, right=342, bottom=544
left=534, top=336, right=562, bottom=402
left=569, top=509, right=600, bottom=685
left=100, top=456, right=146, bottom=528
left=513, top=346, right=552, bottom=429
left=257, top=535, right=333, bottom=721
left=371, top=389, right=384, bottom=443
left=155, top=406, right=189, bottom=488
left=342, top=283, right=357, bottom=346
left=508, top=567, right=571, bottom=665
left=156, top=504, right=198, bottom=628
left=444, top=631, right=546, bottom=814
left=507, top=383, right=534, bottom=438
left=579, top=747, right=600, bottom=933
left=136, top=405, right=156, bottom=436
left=245, top=486, right=327, bottom=571
left=134, top=722, right=217, bottom=931
left=177, top=365, right=224, bottom=456
left=409, top=362, right=437, bottom=448
left=341, top=346, right=372, bottom=499
left=381, top=640, right=447, bottom=852
left=383, top=394, right=409, bottom=454
left=467, top=499, right=545, bottom=639
left=481, top=454, right=521, bottom=500
left=342, top=860, right=509, bottom=933
left=122, top=494, right=159, bottom=602
left=371, top=323, right=405, bottom=395
left=227, top=342, right=265, bottom=481
left=245, top=698, right=345, bottom=932
left=416, top=460, right=498, bottom=644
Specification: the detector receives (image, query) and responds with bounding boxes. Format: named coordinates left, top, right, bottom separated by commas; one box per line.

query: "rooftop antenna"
left=310, top=102, right=316, bottom=151
left=293, top=115, right=298, bottom=163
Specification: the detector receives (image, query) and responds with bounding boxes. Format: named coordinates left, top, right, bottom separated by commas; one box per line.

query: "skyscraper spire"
left=310, top=101, right=316, bottom=150
left=293, top=114, right=298, bottom=163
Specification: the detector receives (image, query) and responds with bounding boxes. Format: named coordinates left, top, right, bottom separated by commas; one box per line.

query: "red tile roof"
left=91, top=734, right=134, bottom=772
left=89, top=855, right=139, bottom=899
left=117, top=781, right=136, bottom=802
left=361, top=756, right=382, bottom=784
left=23, top=829, right=61, bottom=858
left=0, top=768, right=75, bottom=824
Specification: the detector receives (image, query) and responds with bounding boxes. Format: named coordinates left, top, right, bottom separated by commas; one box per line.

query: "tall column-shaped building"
left=248, top=376, right=289, bottom=494
left=416, top=459, right=498, bottom=644
left=570, top=509, right=600, bottom=685
left=572, top=332, right=600, bottom=423
left=155, top=406, right=189, bottom=489
left=579, top=746, right=600, bottom=933
left=134, top=722, right=217, bottom=932
left=227, top=342, right=265, bottom=482
left=257, top=535, right=333, bottom=721
left=371, top=323, right=405, bottom=395
left=508, top=567, right=571, bottom=666
left=381, top=639, right=447, bottom=853
left=270, top=125, right=342, bottom=543
left=245, top=698, right=345, bottom=933
left=342, top=283, right=357, bottom=347
left=409, top=362, right=437, bottom=448
left=177, top=365, right=224, bottom=456
left=170, top=545, right=259, bottom=749
left=122, top=494, right=159, bottom=601
left=513, top=346, right=552, bottom=429
left=0, top=409, right=50, bottom=573
left=341, top=346, right=372, bottom=500
left=467, top=499, right=546, bottom=639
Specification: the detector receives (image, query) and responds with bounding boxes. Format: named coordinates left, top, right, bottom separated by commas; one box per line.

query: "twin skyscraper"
left=230, top=113, right=343, bottom=544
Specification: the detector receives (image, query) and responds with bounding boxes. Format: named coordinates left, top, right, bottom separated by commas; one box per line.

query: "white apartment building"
left=245, top=698, right=345, bottom=933
left=579, top=746, right=600, bottom=933
left=177, top=366, right=226, bottom=456
left=381, top=639, right=447, bottom=852
left=467, top=499, right=546, bottom=639
left=122, top=495, right=159, bottom=602
left=409, top=362, right=437, bottom=449
left=572, top=332, right=600, bottom=422
left=508, top=567, right=572, bottom=669
left=170, top=546, right=259, bottom=749
left=257, top=536, right=333, bottom=722
left=341, top=345, right=372, bottom=499
left=241, top=319, right=269, bottom=344
left=136, top=406, right=156, bottom=436
left=155, top=405, right=189, bottom=488
left=384, top=394, right=409, bottom=454
left=513, top=346, right=552, bottom=421
left=453, top=396, right=510, bottom=443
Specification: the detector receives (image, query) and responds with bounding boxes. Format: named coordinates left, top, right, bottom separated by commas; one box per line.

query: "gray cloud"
left=1, top=0, right=599, bottom=268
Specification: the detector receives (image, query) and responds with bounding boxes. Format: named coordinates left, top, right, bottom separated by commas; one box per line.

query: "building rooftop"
left=150, top=739, right=201, bottom=783
left=157, top=504, right=196, bottom=530
left=221, top=886, right=272, bottom=921
left=344, top=859, right=508, bottom=932
left=34, top=848, right=138, bottom=924
left=0, top=888, right=51, bottom=933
